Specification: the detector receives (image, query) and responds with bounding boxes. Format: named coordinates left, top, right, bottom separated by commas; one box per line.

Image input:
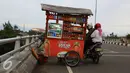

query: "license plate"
left=96, top=48, right=103, bottom=51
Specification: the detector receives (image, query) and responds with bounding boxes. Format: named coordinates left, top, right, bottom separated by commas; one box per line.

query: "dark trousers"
left=83, top=39, right=94, bottom=54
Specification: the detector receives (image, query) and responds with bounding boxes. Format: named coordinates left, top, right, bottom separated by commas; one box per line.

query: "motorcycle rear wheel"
left=92, top=54, right=100, bottom=64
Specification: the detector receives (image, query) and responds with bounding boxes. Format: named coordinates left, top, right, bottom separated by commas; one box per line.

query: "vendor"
left=84, top=24, right=95, bottom=54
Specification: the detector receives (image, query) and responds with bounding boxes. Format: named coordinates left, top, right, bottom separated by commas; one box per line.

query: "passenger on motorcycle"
left=91, top=23, right=102, bottom=44
left=84, top=23, right=102, bottom=55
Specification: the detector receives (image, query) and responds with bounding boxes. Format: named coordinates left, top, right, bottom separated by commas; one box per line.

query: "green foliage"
left=28, top=30, right=42, bottom=35
left=126, top=34, right=130, bottom=39
left=0, top=21, right=43, bottom=55
left=28, top=30, right=37, bottom=35
left=106, top=32, right=119, bottom=39
left=0, top=21, right=21, bottom=55
left=13, top=25, right=18, bottom=30
left=0, top=21, right=17, bottom=38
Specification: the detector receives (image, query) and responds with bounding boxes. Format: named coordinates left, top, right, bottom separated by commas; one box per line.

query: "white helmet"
left=87, top=23, right=93, bottom=30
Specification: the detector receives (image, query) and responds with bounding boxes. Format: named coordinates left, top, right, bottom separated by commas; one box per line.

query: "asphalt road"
left=32, top=44, right=130, bottom=73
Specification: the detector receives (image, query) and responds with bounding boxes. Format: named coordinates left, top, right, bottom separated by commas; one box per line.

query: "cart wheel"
left=64, top=51, right=80, bottom=67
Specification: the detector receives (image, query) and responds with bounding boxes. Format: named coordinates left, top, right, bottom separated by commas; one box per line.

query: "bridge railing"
left=0, top=35, right=41, bottom=63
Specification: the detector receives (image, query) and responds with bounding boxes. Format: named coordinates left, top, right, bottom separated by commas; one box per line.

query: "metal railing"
left=0, top=35, right=41, bottom=63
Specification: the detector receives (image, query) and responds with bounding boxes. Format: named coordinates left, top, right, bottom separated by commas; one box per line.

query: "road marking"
left=103, top=55, right=130, bottom=57
left=110, top=51, right=118, bottom=53
left=104, top=49, right=119, bottom=53
left=104, top=52, right=130, bottom=54
left=116, top=52, right=130, bottom=53
left=66, top=65, right=73, bottom=73
left=103, top=52, right=116, bottom=53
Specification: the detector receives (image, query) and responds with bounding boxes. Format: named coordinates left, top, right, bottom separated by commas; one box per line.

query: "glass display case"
left=47, top=23, right=62, bottom=38
left=62, top=21, right=84, bottom=40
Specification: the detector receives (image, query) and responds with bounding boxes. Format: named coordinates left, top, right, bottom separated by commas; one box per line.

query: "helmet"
left=95, top=23, right=101, bottom=29
left=87, top=23, right=93, bottom=30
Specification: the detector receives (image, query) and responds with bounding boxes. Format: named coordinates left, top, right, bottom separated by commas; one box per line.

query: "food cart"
left=40, top=4, right=93, bottom=66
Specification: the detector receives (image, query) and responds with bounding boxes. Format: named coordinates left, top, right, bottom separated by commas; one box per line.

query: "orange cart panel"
left=43, top=38, right=84, bottom=59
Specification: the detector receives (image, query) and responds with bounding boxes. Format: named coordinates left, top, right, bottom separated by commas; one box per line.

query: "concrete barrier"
left=0, top=35, right=41, bottom=73
left=10, top=54, right=37, bottom=73
left=0, top=50, right=38, bottom=73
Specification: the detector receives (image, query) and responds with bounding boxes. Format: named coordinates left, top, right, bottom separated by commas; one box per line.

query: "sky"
left=0, top=0, right=130, bottom=36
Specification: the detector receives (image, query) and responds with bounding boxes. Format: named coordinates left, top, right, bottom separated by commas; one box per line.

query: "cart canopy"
left=41, top=4, right=93, bottom=16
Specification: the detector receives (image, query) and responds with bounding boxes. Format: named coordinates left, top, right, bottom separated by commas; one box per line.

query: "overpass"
left=0, top=35, right=130, bottom=73
left=0, top=35, right=41, bottom=73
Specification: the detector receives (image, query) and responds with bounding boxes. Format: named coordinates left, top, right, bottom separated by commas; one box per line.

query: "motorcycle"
left=85, top=42, right=103, bottom=64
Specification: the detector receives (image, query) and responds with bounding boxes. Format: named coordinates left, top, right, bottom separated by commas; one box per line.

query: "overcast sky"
left=0, top=0, right=130, bottom=36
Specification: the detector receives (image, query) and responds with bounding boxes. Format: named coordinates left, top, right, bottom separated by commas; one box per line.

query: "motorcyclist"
left=86, top=23, right=95, bottom=40
left=84, top=23, right=102, bottom=55
left=84, top=23, right=95, bottom=54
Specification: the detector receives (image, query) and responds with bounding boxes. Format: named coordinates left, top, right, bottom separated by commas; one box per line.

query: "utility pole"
left=23, top=24, right=25, bottom=32
left=94, top=0, right=98, bottom=25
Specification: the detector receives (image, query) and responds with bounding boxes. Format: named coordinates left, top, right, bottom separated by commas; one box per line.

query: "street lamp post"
left=23, top=24, right=25, bottom=32
left=94, top=0, right=97, bottom=25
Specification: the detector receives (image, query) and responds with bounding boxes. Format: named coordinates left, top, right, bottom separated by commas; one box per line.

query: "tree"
left=106, top=32, right=119, bottom=39
left=13, top=25, right=18, bottom=30
left=110, top=32, right=114, bottom=37
left=0, top=21, right=15, bottom=38
left=0, top=21, right=20, bottom=55
left=0, top=21, right=44, bottom=55
left=126, top=34, right=130, bottom=39
left=0, top=21, right=23, bottom=38
left=28, top=30, right=37, bottom=35
left=3, top=21, right=13, bottom=30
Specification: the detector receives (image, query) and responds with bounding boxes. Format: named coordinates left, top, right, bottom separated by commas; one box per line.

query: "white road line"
left=104, top=52, right=130, bottom=54
left=103, top=55, right=130, bottom=57
left=66, top=65, right=73, bottom=73
left=104, top=49, right=119, bottom=53
left=110, top=51, right=119, bottom=53
left=103, top=52, right=118, bottom=53
left=116, top=52, right=130, bottom=53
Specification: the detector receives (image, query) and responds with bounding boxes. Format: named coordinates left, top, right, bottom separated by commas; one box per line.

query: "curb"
left=103, top=41, right=130, bottom=47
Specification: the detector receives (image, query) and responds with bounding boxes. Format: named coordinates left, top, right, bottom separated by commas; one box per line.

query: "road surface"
left=32, top=44, right=130, bottom=73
